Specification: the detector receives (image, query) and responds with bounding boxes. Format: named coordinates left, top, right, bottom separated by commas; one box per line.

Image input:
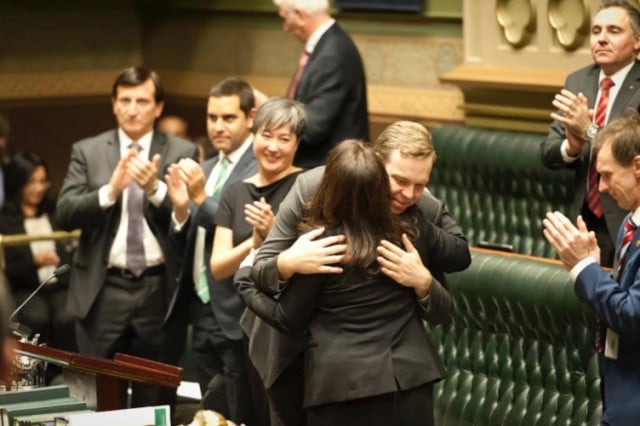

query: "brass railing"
left=0, top=230, right=80, bottom=271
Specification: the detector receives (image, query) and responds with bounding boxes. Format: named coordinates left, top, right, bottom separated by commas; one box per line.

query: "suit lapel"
left=583, top=67, right=600, bottom=109
left=612, top=213, right=631, bottom=272
left=620, top=226, right=640, bottom=284
left=297, top=24, right=337, bottom=100
left=219, top=144, right=256, bottom=196
left=610, top=61, right=640, bottom=118
left=106, top=130, right=120, bottom=176
left=150, top=131, right=167, bottom=176
left=203, top=156, right=218, bottom=181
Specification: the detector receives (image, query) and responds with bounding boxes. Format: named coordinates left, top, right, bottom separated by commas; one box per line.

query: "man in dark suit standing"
left=275, top=0, right=369, bottom=168
left=543, top=112, right=640, bottom=426
left=540, top=0, right=640, bottom=267
left=165, top=78, right=258, bottom=424
left=55, top=67, right=198, bottom=407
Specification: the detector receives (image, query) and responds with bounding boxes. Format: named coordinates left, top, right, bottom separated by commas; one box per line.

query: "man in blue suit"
left=165, top=78, right=257, bottom=424
left=544, top=111, right=640, bottom=425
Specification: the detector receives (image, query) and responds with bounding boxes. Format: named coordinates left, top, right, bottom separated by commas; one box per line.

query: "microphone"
left=8, top=264, right=71, bottom=323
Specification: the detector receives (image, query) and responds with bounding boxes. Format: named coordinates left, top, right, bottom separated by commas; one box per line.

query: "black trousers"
left=265, top=354, right=306, bottom=426
left=306, top=383, right=434, bottom=426
left=190, top=299, right=252, bottom=424
left=75, top=269, right=168, bottom=408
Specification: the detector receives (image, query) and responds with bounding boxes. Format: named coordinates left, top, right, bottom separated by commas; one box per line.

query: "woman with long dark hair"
left=0, top=152, right=75, bottom=352
left=236, top=140, right=445, bottom=425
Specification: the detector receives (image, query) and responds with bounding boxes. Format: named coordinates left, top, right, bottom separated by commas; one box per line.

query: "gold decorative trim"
left=496, top=0, right=536, bottom=48
left=441, top=64, right=566, bottom=91
left=548, top=0, right=589, bottom=51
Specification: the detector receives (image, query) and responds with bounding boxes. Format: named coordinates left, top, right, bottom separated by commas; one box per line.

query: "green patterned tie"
left=194, top=157, right=231, bottom=303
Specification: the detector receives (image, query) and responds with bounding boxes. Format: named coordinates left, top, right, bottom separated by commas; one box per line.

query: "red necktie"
left=618, top=216, right=637, bottom=268
left=596, top=216, right=636, bottom=352
left=587, top=77, right=614, bottom=218
left=287, top=50, right=309, bottom=99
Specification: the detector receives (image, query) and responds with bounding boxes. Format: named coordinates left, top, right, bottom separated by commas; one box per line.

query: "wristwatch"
left=584, top=123, right=599, bottom=142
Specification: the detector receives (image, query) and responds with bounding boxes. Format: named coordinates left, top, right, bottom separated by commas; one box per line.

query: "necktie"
left=587, top=77, right=614, bottom=218
left=193, top=157, right=231, bottom=303
left=618, top=216, right=637, bottom=270
left=126, top=142, right=146, bottom=276
left=597, top=216, right=636, bottom=352
left=287, top=50, right=309, bottom=99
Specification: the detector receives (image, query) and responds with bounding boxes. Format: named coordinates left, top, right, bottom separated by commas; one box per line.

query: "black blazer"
left=165, top=147, right=258, bottom=339
left=236, top=216, right=446, bottom=408
left=293, top=23, right=369, bottom=168
left=55, top=129, right=198, bottom=320
left=540, top=62, right=640, bottom=240
left=0, top=200, right=72, bottom=293
left=236, top=166, right=470, bottom=390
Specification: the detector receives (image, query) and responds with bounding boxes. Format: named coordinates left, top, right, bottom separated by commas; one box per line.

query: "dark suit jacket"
left=293, top=23, right=369, bottom=168
left=0, top=200, right=72, bottom=293
left=575, top=215, right=640, bottom=425
left=540, top=62, right=640, bottom=240
left=165, top=147, right=257, bottom=339
left=236, top=211, right=447, bottom=408
left=236, top=166, right=470, bottom=389
left=54, top=129, right=198, bottom=320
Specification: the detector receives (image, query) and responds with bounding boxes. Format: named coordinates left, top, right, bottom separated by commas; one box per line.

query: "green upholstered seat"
left=429, top=125, right=574, bottom=258
left=426, top=250, right=602, bottom=425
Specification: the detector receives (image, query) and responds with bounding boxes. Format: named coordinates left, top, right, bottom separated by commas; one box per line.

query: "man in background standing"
left=540, top=0, right=640, bottom=266
left=275, top=0, right=369, bottom=168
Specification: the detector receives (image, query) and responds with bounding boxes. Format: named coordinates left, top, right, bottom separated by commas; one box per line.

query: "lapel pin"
left=635, top=240, right=640, bottom=247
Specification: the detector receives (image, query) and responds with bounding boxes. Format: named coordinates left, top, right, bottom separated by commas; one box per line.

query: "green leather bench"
left=426, top=250, right=602, bottom=425
left=429, top=125, right=574, bottom=258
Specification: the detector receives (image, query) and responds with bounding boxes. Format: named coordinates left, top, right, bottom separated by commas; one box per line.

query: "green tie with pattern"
left=194, top=157, right=231, bottom=303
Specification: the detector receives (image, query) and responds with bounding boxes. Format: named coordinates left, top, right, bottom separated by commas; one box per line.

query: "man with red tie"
left=543, top=111, right=640, bottom=426
left=274, top=0, right=369, bottom=168
left=540, top=0, right=640, bottom=267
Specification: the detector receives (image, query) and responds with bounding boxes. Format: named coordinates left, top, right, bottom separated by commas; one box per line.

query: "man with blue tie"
left=165, top=78, right=258, bottom=424
left=544, top=112, right=640, bottom=425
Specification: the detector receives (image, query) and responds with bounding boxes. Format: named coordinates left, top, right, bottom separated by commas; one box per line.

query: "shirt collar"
left=599, top=61, right=634, bottom=88
left=118, top=128, right=153, bottom=151
left=305, top=19, right=335, bottom=54
left=630, top=206, right=640, bottom=227
left=220, top=133, right=253, bottom=165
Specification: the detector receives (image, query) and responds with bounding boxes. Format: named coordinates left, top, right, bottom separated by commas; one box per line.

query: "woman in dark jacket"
left=0, top=152, right=75, bottom=352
